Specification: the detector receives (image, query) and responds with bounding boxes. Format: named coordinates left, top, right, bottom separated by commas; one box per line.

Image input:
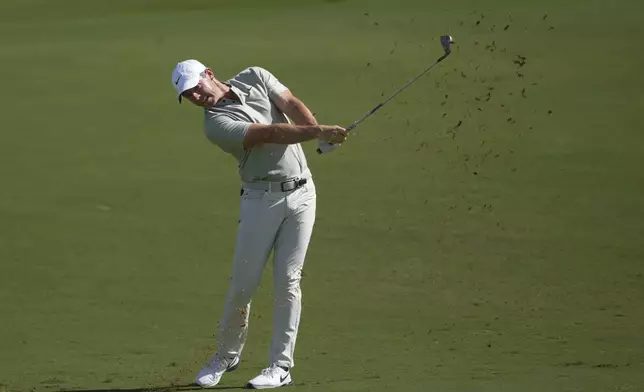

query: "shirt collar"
left=228, top=84, right=247, bottom=105
left=209, top=82, right=248, bottom=108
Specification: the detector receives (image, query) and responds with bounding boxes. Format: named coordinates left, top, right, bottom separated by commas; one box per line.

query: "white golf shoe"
left=194, top=354, right=240, bottom=388
left=246, top=364, right=292, bottom=389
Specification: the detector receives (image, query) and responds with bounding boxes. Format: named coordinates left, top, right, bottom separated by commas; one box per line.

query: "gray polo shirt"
left=203, top=67, right=310, bottom=183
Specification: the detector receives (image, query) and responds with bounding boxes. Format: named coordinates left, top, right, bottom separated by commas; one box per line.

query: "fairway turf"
left=1, top=0, right=643, bottom=391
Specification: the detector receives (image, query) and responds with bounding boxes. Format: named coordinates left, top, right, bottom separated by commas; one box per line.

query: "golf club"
left=317, top=34, right=455, bottom=154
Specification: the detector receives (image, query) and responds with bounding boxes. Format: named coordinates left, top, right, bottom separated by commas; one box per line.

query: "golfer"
left=171, top=59, right=346, bottom=389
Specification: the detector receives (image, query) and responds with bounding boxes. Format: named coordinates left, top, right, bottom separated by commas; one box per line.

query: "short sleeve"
left=204, top=114, right=251, bottom=154
left=251, top=67, right=289, bottom=99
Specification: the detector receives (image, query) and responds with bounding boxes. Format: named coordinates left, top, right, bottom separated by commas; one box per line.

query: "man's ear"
left=204, top=68, right=215, bottom=79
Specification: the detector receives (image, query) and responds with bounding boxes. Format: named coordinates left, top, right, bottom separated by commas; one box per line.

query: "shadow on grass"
left=59, top=383, right=246, bottom=392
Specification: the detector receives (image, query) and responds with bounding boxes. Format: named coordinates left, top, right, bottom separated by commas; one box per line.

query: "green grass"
left=1, top=0, right=643, bottom=391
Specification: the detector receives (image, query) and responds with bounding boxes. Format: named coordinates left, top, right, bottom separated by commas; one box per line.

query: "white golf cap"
left=171, top=59, right=207, bottom=102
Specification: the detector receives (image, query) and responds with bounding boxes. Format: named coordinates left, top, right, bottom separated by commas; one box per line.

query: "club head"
left=440, top=35, right=454, bottom=54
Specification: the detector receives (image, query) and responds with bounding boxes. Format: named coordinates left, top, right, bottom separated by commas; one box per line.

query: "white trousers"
left=216, top=180, right=316, bottom=368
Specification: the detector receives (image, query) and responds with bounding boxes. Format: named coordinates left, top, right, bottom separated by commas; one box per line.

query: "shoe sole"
left=244, top=383, right=293, bottom=390
left=244, top=380, right=293, bottom=389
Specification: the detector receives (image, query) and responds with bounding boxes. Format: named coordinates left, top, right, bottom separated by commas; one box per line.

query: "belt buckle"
left=280, top=178, right=307, bottom=192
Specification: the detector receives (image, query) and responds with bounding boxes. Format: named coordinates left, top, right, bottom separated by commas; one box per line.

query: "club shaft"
left=346, top=52, right=450, bottom=132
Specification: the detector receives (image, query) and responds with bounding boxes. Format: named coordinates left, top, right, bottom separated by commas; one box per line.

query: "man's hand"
left=318, top=125, right=347, bottom=144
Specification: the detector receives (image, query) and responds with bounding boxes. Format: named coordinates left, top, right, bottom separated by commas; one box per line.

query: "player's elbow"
left=243, top=127, right=263, bottom=150
left=243, top=124, right=276, bottom=150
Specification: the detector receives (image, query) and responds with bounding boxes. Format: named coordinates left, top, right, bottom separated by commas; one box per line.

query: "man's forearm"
left=268, top=123, right=321, bottom=144
left=283, top=98, right=318, bottom=126
left=244, top=123, right=321, bottom=148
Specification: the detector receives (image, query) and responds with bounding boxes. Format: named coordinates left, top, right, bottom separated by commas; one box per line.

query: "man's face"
left=181, top=70, right=224, bottom=108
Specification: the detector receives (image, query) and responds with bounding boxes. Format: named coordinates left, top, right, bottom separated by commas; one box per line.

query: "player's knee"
left=274, top=276, right=301, bottom=298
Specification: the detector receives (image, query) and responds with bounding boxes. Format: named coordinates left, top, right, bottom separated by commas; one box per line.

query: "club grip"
left=316, top=123, right=356, bottom=154
left=316, top=140, right=339, bottom=154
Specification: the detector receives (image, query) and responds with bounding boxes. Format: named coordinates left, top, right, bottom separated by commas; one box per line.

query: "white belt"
left=242, top=170, right=312, bottom=193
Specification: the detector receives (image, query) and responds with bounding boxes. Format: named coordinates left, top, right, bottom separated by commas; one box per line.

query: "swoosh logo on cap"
left=175, top=76, right=181, bottom=85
